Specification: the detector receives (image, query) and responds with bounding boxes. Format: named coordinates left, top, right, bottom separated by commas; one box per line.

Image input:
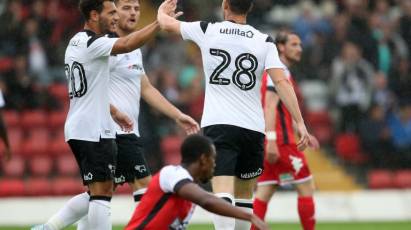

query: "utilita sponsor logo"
left=240, top=168, right=262, bottom=179
left=220, top=28, right=254, bottom=38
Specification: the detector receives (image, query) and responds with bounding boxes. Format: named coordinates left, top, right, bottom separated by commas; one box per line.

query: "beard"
left=98, top=18, right=112, bottom=34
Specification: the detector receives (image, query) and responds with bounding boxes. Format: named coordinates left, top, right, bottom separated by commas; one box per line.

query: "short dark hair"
left=181, top=135, right=213, bottom=165
left=275, top=30, right=298, bottom=46
left=227, top=0, right=254, bottom=15
left=79, top=0, right=114, bottom=20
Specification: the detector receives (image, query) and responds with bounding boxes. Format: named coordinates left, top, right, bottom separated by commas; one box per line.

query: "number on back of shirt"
left=209, top=48, right=258, bottom=91
left=65, top=61, right=87, bottom=99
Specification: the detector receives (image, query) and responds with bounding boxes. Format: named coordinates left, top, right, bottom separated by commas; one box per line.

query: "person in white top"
left=0, top=90, right=11, bottom=162
left=157, top=0, right=314, bottom=229
left=75, top=0, right=198, bottom=229
left=32, top=1, right=179, bottom=230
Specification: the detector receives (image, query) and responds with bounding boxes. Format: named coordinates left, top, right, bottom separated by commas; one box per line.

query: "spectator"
left=330, top=42, right=374, bottom=132
left=359, top=104, right=394, bottom=168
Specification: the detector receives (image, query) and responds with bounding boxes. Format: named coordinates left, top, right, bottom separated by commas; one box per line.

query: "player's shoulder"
left=247, top=25, right=275, bottom=44
left=160, top=165, right=191, bottom=180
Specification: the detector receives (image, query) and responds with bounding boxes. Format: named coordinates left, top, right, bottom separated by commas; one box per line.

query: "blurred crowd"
left=0, top=0, right=410, bottom=171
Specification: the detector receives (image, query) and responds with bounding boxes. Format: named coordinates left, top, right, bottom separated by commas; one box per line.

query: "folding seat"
left=393, top=170, right=411, bottom=189
left=51, top=177, right=85, bottom=196
left=0, top=57, right=14, bottom=73
left=20, top=128, right=50, bottom=157
left=306, top=110, right=334, bottom=145
left=48, top=83, right=69, bottom=104
left=49, top=130, right=71, bottom=156
left=0, top=179, right=25, bottom=197
left=335, top=133, right=367, bottom=164
left=1, top=155, right=25, bottom=177
left=3, top=110, right=20, bottom=128
left=20, top=110, right=48, bottom=129
left=367, top=170, right=394, bottom=189
left=25, top=178, right=52, bottom=196
left=56, top=155, right=78, bottom=176
left=8, top=128, right=23, bottom=156
left=48, top=110, right=67, bottom=131
left=28, top=155, right=53, bottom=177
left=160, top=135, right=182, bottom=165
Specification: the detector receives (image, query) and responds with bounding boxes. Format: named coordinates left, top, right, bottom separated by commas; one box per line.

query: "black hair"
left=79, top=0, right=114, bottom=20
left=181, top=135, right=213, bottom=165
left=227, top=0, right=254, bottom=15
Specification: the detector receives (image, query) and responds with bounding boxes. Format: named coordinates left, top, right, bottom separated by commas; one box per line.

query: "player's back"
left=181, top=21, right=284, bottom=134
left=64, top=30, right=118, bottom=142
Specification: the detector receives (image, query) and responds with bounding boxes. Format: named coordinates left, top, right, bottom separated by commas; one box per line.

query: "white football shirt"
left=181, top=21, right=285, bottom=134
left=109, top=48, right=145, bottom=136
left=64, top=30, right=118, bottom=142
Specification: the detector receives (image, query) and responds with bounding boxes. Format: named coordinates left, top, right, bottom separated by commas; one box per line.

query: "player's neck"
left=116, top=28, right=131, bottom=37
left=84, top=23, right=103, bottom=36
left=225, top=14, right=247, bottom=25
left=181, top=163, right=200, bottom=183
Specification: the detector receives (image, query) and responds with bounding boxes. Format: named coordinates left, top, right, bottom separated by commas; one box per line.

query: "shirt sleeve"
left=180, top=21, right=207, bottom=44
left=87, top=36, right=118, bottom=60
left=264, top=36, right=285, bottom=70
left=159, top=166, right=193, bottom=193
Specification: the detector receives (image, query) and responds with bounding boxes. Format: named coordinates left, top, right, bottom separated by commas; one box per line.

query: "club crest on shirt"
left=135, top=165, right=147, bottom=173
left=128, top=64, right=143, bottom=71
left=84, top=172, right=93, bottom=181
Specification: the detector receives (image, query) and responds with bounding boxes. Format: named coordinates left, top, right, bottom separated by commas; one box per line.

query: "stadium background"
left=0, top=0, right=410, bottom=229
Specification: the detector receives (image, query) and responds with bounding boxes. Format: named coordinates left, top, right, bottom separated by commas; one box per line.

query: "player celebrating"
left=32, top=1, right=177, bottom=230
left=75, top=0, right=198, bottom=229
left=252, top=31, right=319, bottom=230
left=157, top=0, right=313, bottom=229
left=125, top=134, right=269, bottom=230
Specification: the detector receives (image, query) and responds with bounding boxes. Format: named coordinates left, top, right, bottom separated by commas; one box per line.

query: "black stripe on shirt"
left=173, top=179, right=193, bottom=193
left=135, top=193, right=172, bottom=230
left=278, top=102, right=289, bottom=144
left=266, top=35, right=275, bottom=44
left=200, top=21, right=209, bottom=34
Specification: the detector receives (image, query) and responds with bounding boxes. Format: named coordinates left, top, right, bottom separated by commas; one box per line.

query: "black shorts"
left=68, top=138, right=117, bottom=185
left=203, top=124, right=264, bottom=180
left=114, top=134, right=151, bottom=185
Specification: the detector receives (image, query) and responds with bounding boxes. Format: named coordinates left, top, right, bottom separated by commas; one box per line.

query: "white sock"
left=211, top=193, right=235, bottom=230
left=234, top=199, right=253, bottom=230
left=88, top=198, right=112, bottom=230
left=133, top=188, right=147, bottom=206
left=76, top=216, right=89, bottom=230
left=45, top=192, right=89, bottom=230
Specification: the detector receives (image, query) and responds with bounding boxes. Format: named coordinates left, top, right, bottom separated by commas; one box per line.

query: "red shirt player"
left=252, top=31, right=319, bottom=230
left=126, top=135, right=269, bottom=230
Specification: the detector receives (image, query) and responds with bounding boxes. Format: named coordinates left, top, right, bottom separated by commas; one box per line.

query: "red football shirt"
left=125, top=165, right=195, bottom=230
left=261, top=71, right=303, bottom=146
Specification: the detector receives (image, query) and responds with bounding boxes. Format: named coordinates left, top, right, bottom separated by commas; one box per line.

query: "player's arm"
left=157, top=0, right=182, bottom=34
left=111, top=21, right=159, bottom=55
left=141, top=75, right=199, bottom=134
left=266, top=68, right=309, bottom=150
left=176, top=182, right=269, bottom=230
left=0, top=109, right=11, bottom=161
left=110, top=104, right=133, bottom=132
left=264, top=89, right=280, bottom=163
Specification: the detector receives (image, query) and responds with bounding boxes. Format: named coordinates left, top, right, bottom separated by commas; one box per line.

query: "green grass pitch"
left=2, top=222, right=410, bottom=230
